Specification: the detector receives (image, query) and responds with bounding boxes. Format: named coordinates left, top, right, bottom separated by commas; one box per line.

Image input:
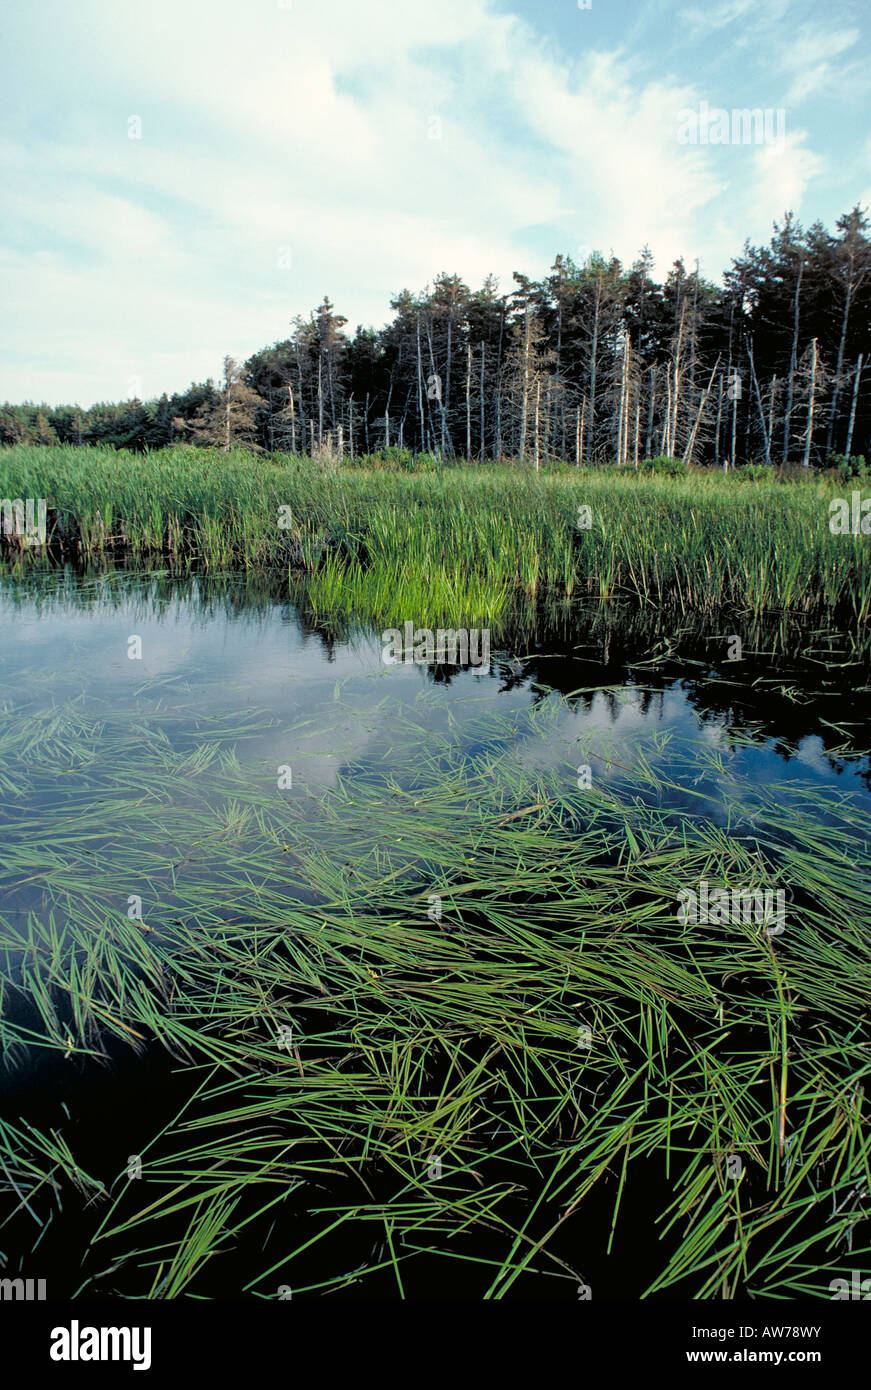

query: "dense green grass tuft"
left=2, top=444, right=869, bottom=626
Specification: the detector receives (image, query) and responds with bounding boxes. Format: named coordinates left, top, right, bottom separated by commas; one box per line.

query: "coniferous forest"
left=4, top=207, right=869, bottom=468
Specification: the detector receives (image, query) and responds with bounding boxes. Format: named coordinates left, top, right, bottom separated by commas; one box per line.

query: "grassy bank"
left=2, top=444, right=870, bottom=626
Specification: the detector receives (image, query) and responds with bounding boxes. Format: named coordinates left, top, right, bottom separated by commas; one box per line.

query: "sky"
left=1, top=0, right=868, bottom=407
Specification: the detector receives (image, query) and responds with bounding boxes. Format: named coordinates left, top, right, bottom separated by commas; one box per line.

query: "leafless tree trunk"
left=670, top=303, right=686, bottom=456
left=296, top=352, right=306, bottom=451
left=466, top=343, right=471, bottom=460
left=534, top=377, right=541, bottom=471
left=782, top=257, right=803, bottom=463
left=588, top=287, right=600, bottom=462
left=646, top=365, right=655, bottom=459
left=683, top=357, right=720, bottom=467
left=623, top=342, right=632, bottom=463
left=416, top=318, right=425, bottom=454
left=425, top=316, right=447, bottom=458
left=519, top=308, right=531, bottom=461
left=662, top=372, right=672, bottom=455
left=317, top=355, right=324, bottom=445
left=479, top=342, right=485, bottom=458
left=845, top=354, right=864, bottom=458
left=554, top=261, right=565, bottom=457
left=445, top=313, right=452, bottom=455
left=825, top=250, right=866, bottom=456
left=495, top=385, right=502, bottom=459
left=803, top=337, right=818, bottom=469
left=617, top=340, right=629, bottom=464
left=616, top=353, right=625, bottom=464
left=747, top=341, right=770, bottom=465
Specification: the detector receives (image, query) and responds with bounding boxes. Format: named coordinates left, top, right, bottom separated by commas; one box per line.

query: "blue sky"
left=1, top=0, right=868, bottom=406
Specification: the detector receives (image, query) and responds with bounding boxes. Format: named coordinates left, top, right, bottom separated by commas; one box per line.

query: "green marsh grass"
left=3, top=445, right=870, bottom=629
left=1, top=678, right=869, bottom=1299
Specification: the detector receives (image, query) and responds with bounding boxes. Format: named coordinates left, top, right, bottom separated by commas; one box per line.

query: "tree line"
left=3, top=207, right=869, bottom=469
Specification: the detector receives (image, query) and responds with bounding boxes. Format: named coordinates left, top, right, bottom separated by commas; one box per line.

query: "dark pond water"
left=1, top=568, right=869, bottom=1300
left=2, top=570, right=870, bottom=849
left=1, top=568, right=867, bottom=974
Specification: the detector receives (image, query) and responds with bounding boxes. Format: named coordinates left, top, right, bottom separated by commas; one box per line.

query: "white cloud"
left=777, top=25, right=861, bottom=104
left=0, top=0, right=838, bottom=405
left=679, top=0, right=778, bottom=37
left=750, top=131, right=822, bottom=213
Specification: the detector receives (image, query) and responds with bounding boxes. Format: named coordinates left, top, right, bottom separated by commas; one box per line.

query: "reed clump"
left=2, top=445, right=869, bottom=625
